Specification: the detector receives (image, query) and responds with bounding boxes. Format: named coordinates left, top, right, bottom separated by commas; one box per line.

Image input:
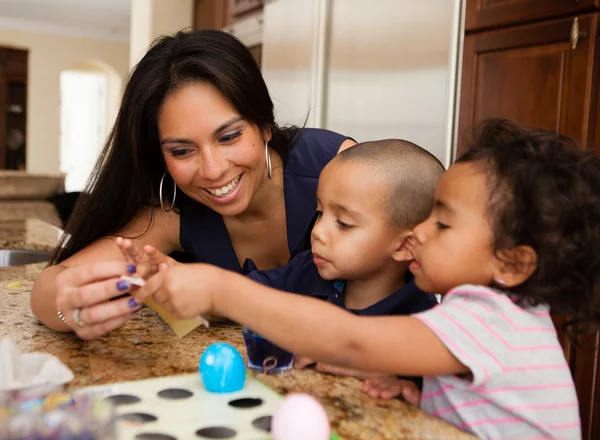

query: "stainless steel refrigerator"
left=261, top=0, right=464, bottom=166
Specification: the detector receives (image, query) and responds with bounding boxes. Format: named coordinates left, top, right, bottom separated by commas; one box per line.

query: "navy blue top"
left=246, top=250, right=438, bottom=316
left=247, top=250, right=436, bottom=389
left=179, top=128, right=350, bottom=272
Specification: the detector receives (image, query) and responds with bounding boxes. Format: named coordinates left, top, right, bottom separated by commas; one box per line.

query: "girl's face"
left=157, top=82, right=271, bottom=217
left=408, top=162, right=499, bottom=294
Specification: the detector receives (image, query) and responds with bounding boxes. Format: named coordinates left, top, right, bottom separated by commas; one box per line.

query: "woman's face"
left=157, top=82, right=271, bottom=217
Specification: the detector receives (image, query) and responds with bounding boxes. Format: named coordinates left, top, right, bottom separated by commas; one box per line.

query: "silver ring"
left=72, top=308, right=85, bottom=327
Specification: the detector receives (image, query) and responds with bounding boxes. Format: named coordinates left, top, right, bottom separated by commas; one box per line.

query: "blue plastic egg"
left=199, top=342, right=246, bottom=393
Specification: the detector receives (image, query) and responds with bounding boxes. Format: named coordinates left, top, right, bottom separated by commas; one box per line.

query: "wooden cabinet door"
left=194, top=0, right=230, bottom=30
left=553, top=316, right=600, bottom=440
left=458, top=14, right=600, bottom=438
left=6, top=49, right=27, bottom=81
left=457, top=13, right=599, bottom=157
left=466, top=0, right=600, bottom=31
left=0, top=75, right=5, bottom=169
left=573, top=329, right=600, bottom=440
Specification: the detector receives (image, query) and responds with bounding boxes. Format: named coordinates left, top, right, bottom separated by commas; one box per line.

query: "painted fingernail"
left=126, top=264, right=136, bottom=274
left=116, top=280, right=130, bottom=291
left=128, top=297, right=139, bottom=308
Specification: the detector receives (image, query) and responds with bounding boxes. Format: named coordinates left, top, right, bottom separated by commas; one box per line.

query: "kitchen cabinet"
left=0, top=47, right=28, bottom=170
left=193, top=0, right=264, bottom=68
left=460, top=3, right=600, bottom=438
left=193, top=0, right=264, bottom=30
left=458, top=14, right=599, bottom=156
left=466, top=0, right=600, bottom=31
left=193, top=0, right=231, bottom=30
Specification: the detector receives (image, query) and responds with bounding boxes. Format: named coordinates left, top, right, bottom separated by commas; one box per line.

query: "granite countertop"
left=0, top=220, right=475, bottom=440
left=0, top=218, right=63, bottom=251
left=0, top=170, right=65, bottom=201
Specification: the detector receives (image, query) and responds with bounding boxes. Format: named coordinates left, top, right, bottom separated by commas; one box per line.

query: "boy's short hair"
left=336, top=139, right=445, bottom=229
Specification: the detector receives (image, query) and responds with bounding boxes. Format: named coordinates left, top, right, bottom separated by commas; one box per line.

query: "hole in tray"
left=119, top=412, right=158, bottom=423
left=157, top=388, right=194, bottom=399
left=252, top=415, right=272, bottom=432
left=228, top=397, right=263, bottom=408
left=135, top=434, right=176, bottom=440
left=105, top=394, right=141, bottom=405
left=195, top=426, right=237, bottom=439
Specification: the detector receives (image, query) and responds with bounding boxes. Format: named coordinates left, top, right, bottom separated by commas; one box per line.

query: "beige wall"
left=0, top=29, right=129, bottom=174
left=130, top=0, right=193, bottom=67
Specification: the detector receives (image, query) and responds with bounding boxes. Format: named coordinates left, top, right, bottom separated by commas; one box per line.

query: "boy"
left=245, top=139, right=444, bottom=377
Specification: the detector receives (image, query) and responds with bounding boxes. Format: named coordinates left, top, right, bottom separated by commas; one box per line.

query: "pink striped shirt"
left=414, top=285, right=580, bottom=440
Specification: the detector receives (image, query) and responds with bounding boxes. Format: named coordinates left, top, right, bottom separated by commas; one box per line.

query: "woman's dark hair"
left=457, top=119, right=600, bottom=326
left=51, top=30, right=298, bottom=265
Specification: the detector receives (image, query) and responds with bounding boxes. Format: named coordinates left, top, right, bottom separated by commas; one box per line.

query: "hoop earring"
left=265, top=141, right=272, bottom=180
left=159, top=172, right=176, bottom=212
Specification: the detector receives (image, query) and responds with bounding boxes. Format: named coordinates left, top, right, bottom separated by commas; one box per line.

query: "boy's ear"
left=492, top=245, right=538, bottom=288
left=391, top=231, right=414, bottom=262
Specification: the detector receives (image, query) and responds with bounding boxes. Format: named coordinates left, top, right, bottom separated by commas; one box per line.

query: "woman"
left=31, top=30, right=355, bottom=339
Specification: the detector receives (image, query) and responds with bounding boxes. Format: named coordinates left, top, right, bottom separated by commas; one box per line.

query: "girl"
left=119, top=119, right=599, bottom=439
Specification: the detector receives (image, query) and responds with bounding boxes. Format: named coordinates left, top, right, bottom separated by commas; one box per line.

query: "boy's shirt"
left=244, top=250, right=438, bottom=316
left=245, top=250, right=437, bottom=389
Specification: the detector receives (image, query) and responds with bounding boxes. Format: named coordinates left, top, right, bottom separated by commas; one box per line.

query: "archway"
left=59, top=59, right=122, bottom=192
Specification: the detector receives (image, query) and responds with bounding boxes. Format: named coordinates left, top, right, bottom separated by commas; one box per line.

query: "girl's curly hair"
left=457, top=119, right=600, bottom=326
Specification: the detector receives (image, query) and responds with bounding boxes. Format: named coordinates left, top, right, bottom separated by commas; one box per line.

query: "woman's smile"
left=203, top=173, right=242, bottom=197
left=200, top=173, right=244, bottom=204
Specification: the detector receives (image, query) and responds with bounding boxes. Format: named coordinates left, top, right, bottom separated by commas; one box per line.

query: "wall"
left=130, top=0, right=193, bottom=67
left=0, top=29, right=129, bottom=174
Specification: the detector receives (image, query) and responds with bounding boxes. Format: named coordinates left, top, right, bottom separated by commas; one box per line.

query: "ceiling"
left=0, top=0, right=131, bottom=41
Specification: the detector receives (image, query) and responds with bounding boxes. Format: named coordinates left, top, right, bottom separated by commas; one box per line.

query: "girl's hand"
left=115, top=237, right=178, bottom=280
left=363, top=377, right=422, bottom=406
left=314, top=363, right=393, bottom=381
left=54, top=261, right=143, bottom=339
left=133, top=264, right=217, bottom=319
left=295, top=356, right=396, bottom=382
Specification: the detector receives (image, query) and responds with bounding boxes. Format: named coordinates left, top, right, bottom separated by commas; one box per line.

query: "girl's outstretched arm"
left=137, top=264, right=468, bottom=377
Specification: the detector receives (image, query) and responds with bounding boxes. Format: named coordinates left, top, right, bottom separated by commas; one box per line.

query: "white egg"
left=271, top=393, right=330, bottom=440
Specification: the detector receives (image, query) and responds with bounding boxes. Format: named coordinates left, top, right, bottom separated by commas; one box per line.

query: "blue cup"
left=242, top=327, right=294, bottom=374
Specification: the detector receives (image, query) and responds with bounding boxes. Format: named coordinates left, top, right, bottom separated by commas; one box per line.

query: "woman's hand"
left=363, top=376, right=422, bottom=405
left=54, top=261, right=143, bottom=339
left=115, top=237, right=178, bottom=280
left=133, top=263, right=218, bottom=319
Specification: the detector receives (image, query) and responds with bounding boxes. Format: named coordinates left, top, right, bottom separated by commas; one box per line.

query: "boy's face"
left=310, top=160, right=410, bottom=281
left=408, top=162, right=497, bottom=293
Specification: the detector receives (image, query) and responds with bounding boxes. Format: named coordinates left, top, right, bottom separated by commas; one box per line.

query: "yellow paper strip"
left=120, top=275, right=209, bottom=338
left=145, top=297, right=203, bottom=338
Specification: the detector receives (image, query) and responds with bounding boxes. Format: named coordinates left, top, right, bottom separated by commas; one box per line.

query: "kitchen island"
left=0, top=218, right=474, bottom=440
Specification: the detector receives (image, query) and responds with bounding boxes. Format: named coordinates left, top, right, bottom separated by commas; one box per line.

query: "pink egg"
left=271, top=393, right=330, bottom=440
